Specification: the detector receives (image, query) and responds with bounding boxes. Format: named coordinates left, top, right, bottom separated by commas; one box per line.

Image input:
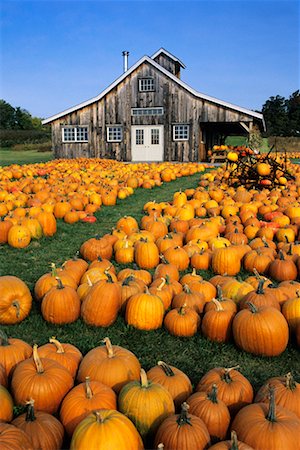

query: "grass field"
left=0, top=148, right=53, bottom=166
left=1, top=168, right=299, bottom=393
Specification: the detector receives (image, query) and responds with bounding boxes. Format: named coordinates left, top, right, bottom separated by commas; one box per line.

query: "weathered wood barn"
left=42, top=48, right=265, bottom=161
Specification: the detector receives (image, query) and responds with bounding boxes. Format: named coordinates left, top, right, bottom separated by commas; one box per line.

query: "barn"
left=42, top=48, right=265, bottom=162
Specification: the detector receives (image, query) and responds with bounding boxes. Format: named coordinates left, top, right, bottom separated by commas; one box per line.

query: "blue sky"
left=0, top=0, right=299, bottom=118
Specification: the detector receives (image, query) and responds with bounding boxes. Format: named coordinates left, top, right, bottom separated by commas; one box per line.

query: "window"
left=62, top=126, right=88, bottom=143
left=131, top=107, right=164, bottom=116
left=151, top=129, right=160, bottom=145
left=135, top=129, right=144, bottom=145
left=139, top=78, right=155, bottom=92
left=173, top=124, right=189, bottom=141
left=107, top=126, right=123, bottom=142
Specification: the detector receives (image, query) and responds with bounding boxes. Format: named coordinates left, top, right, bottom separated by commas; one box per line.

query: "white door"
left=131, top=125, right=164, bottom=161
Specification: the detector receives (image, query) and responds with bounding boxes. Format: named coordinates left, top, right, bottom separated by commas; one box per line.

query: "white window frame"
left=106, top=126, right=123, bottom=142
left=62, top=126, right=89, bottom=143
left=131, top=107, right=164, bottom=116
left=173, top=124, right=189, bottom=141
left=138, top=77, right=155, bottom=92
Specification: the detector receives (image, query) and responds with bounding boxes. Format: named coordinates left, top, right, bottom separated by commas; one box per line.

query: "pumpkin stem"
left=229, top=431, right=239, bottom=450
left=49, top=337, right=65, bottom=354
left=285, top=372, right=296, bottom=391
left=122, top=275, right=135, bottom=286
left=55, top=277, right=64, bottom=290
left=104, top=270, right=114, bottom=283
left=183, top=284, right=192, bottom=294
left=157, top=444, right=164, bottom=449
left=12, top=301, right=20, bottom=318
left=157, top=278, right=166, bottom=291
left=165, top=274, right=171, bottom=285
left=212, top=298, right=224, bottom=311
left=0, top=330, right=9, bottom=346
left=85, top=376, right=93, bottom=399
left=145, top=286, right=150, bottom=294
left=178, top=303, right=187, bottom=315
left=207, top=384, right=219, bottom=404
left=256, top=278, right=265, bottom=295
left=33, top=344, right=44, bottom=374
left=95, top=410, right=104, bottom=423
left=50, top=263, right=57, bottom=277
left=246, top=301, right=258, bottom=314
left=140, top=368, right=149, bottom=388
left=216, top=284, right=223, bottom=301
left=102, top=337, right=114, bottom=358
left=278, top=250, right=285, bottom=261
left=266, top=387, right=277, bottom=422
left=176, top=402, right=192, bottom=426
left=157, top=361, right=175, bottom=377
left=222, top=365, right=240, bottom=383
left=253, top=268, right=261, bottom=280
left=191, top=267, right=197, bottom=277
left=25, top=399, right=36, bottom=422
left=86, top=275, right=93, bottom=287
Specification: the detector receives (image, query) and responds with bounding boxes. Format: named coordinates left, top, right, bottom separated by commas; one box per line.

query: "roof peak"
left=151, top=48, right=186, bottom=69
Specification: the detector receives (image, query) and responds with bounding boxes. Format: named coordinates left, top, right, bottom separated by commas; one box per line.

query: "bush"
left=0, top=129, right=51, bottom=147
left=12, top=142, right=52, bottom=152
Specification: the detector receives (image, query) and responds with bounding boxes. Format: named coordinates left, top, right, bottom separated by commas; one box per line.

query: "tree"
left=286, top=90, right=300, bottom=136
left=247, top=124, right=263, bottom=150
left=0, top=100, right=15, bottom=129
left=14, top=107, right=33, bottom=130
left=262, top=95, right=288, bottom=136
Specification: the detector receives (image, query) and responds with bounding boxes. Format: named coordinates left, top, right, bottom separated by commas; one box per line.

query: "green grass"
left=1, top=172, right=299, bottom=394
left=226, top=136, right=270, bottom=153
left=0, top=148, right=53, bottom=166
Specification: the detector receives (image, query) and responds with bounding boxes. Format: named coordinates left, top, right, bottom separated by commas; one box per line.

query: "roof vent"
left=122, top=51, right=129, bottom=72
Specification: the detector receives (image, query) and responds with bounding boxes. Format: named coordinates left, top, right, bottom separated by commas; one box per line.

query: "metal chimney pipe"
left=122, top=51, right=129, bottom=72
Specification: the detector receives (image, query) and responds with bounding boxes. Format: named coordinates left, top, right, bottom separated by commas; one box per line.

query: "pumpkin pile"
left=1, top=330, right=300, bottom=450
left=0, top=158, right=206, bottom=248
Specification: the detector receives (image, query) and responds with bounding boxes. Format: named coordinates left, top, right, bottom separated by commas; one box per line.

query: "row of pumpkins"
left=0, top=158, right=206, bottom=248
left=1, top=332, right=300, bottom=449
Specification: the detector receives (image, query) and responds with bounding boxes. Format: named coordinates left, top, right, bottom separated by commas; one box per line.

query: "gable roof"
left=151, top=48, right=186, bottom=69
left=42, top=51, right=264, bottom=125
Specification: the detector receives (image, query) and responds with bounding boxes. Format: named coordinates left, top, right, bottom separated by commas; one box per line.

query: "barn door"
left=131, top=125, right=164, bottom=161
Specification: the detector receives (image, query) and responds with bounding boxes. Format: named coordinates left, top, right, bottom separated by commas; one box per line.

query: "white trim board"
left=42, top=53, right=264, bottom=125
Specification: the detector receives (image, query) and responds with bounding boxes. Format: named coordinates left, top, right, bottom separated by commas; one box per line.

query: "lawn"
left=0, top=148, right=53, bottom=166
left=1, top=169, right=299, bottom=393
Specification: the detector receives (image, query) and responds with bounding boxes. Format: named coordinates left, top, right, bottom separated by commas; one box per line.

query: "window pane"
left=63, top=127, right=75, bottom=141
left=139, top=78, right=154, bottom=92
left=107, top=126, right=122, bottom=142
left=77, top=127, right=88, bottom=141
left=132, top=107, right=163, bottom=116
left=173, top=125, right=189, bottom=141
left=136, top=129, right=144, bottom=145
left=151, top=129, right=159, bottom=145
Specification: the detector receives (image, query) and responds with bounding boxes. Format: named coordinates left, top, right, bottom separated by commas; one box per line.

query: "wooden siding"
left=51, top=61, right=256, bottom=162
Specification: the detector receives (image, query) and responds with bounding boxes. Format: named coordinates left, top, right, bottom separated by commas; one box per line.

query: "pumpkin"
left=11, top=344, right=74, bottom=414
left=118, top=369, right=175, bottom=442
left=60, top=376, right=117, bottom=436
left=77, top=337, right=141, bottom=393
left=201, top=299, right=235, bottom=343
left=243, top=249, right=273, bottom=274
left=7, top=224, right=31, bottom=248
left=80, top=235, right=113, bottom=261
left=37, top=211, right=57, bottom=236
left=212, top=247, right=241, bottom=276
left=12, top=399, right=64, bottom=450
left=116, top=216, right=139, bottom=235
left=179, top=267, right=202, bottom=285
left=125, top=287, right=165, bottom=331
left=153, top=259, right=180, bottom=282
left=196, top=366, right=253, bottom=416
left=187, top=384, right=231, bottom=441
left=41, top=277, right=81, bottom=324
left=62, top=256, right=89, bottom=285
left=134, top=239, right=160, bottom=269
left=70, top=409, right=144, bottom=450
left=38, top=337, right=82, bottom=378
left=232, top=302, right=289, bottom=356
left=0, top=276, right=32, bottom=325
left=204, top=285, right=237, bottom=314
left=238, top=278, right=280, bottom=311
left=147, top=361, right=192, bottom=410
left=0, top=363, right=8, bottom=387
left=0, top=423, right=33, bottom=450
left=120, top=275, right=145, bottom=311
left=0, top=330, right=32, bottom=378
left=254, top=372, right=300, bottom=419
left=81, top=274, right=121, bottom=327
left=231, top=387, right=300, bottom=450
left=268, top=250, right=298, bottom=281
left=0, top=218, right=13, bottom=244
left=172, top=284, right=206, bottom=314
left=0, top=385, right=14, bottom=422
left=164, top=304, right=200, bottom=337
left=34, top=263, right=77, bottom=302
left=282, top=291, right=300, bottom=331
left=163, top=246, right=190, bottom=271
left=154, top=402, right=210, bottom=450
